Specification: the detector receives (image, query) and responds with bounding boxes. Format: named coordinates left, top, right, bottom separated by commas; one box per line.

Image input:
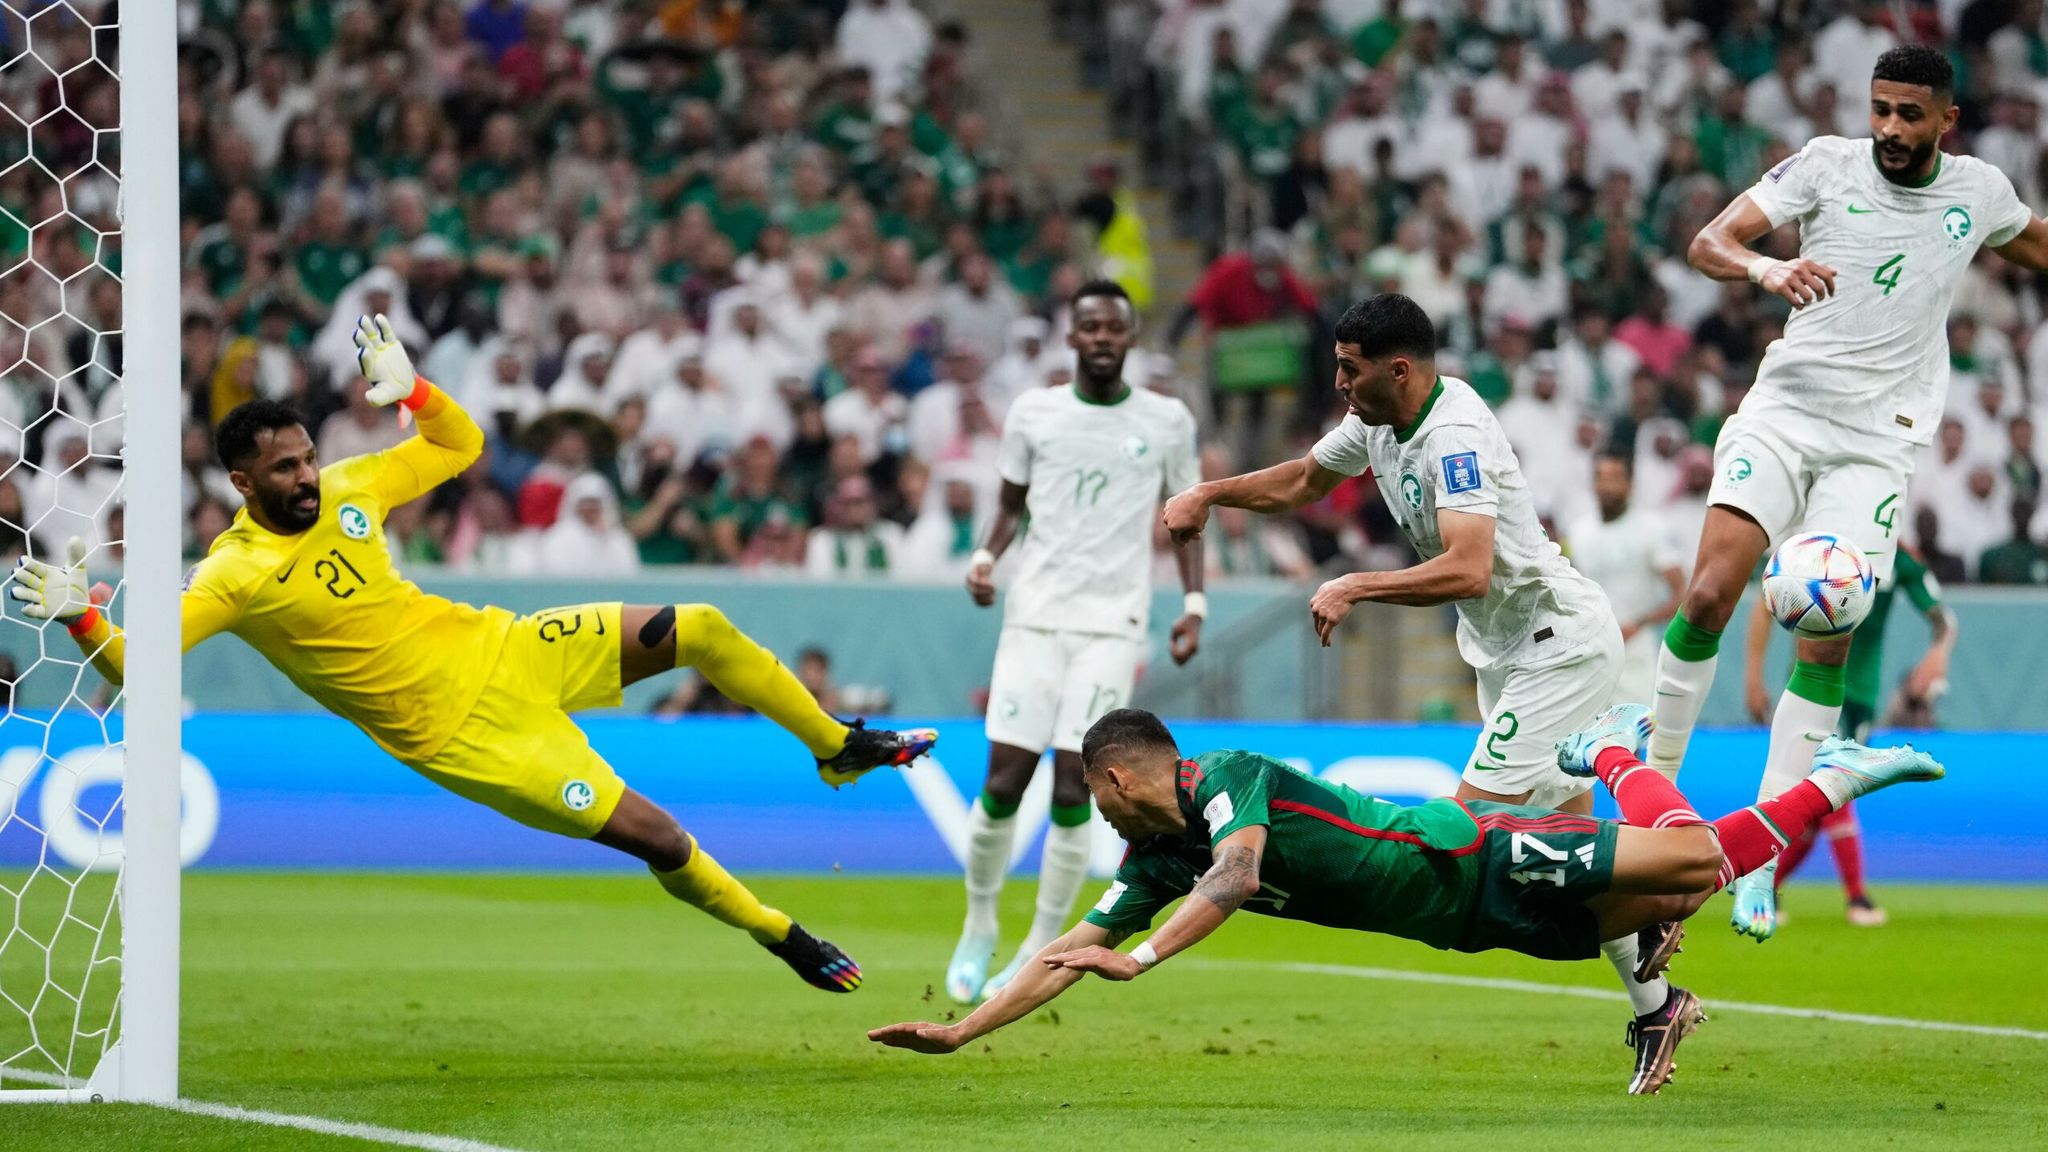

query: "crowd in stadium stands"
left=4, top=0, right=2048, bottom=592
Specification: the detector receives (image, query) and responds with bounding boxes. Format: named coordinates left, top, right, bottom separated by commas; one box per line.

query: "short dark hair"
left=215, top=399, right=306, bottom=471
left=1872, top=45, right=1953, bottom=99
left=1595, top=450, right=1633, bottom=476
left=1071, top=278, right=1132, bottom=311
left=1333, top=293, right=1436, bottom=360
left=1081, top=708, right=1179, bottom=774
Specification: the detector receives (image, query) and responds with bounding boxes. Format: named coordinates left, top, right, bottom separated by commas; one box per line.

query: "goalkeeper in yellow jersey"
left=9, top=314, right=936, bottom=994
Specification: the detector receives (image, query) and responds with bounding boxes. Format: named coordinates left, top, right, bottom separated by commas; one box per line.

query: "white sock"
left=1601, top=935, right=1671, bottom=1016
left=963, top=797, right=1016, bottom=939
left=1761, top=689, right=1841, bottom=802
left=1647, top=648, right=1717, bottom=781
left=1017, top=820, right=1093, bottom=957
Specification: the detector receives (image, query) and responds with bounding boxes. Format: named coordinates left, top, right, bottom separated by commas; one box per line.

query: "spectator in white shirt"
left=1483, top=225, right=1568, bottom=335
left=845, top=239, right=938, bottom=364
left=1507, top=75, right=1576, bottom=189
left=1556, top=306, right=1640, bottom=419
left=986, top=317, right=1054, bottom=413
left=822, top=346, right=910, bottom=464
left=318, top=376, right=410, bottom=464
left=908, top=344, right=988, bottom=466
left=934, top=252, right=1023, bottom=365
left=228, top=49, right=317, bottom=169
left=1499, top=352, right=1589, bottom=524
left=766, top=253, right=844, bottom=381
left=1989, top=0, right=2048, bottom=88
left=1745, top=37, right=1813, bottom=141
left=528, top=472, right=641, bottom=576
left=1812, top=1, right=1896, bottom=122
left=1588, top=83, right=1666, bottom=194
left=1473, top=33, right=1543, bottom=122
left=834, top=0, right=934, bottom=106
left=1321, top=76, right=1404, bottom=179
left=805, top=475, right=903, bottom=578
left=644, top=342, right=740, bottom=470
left=606, top=292, right=698, bottom=405
left=1975, top=89, right=2042, bottom=210
left=545, top=333, right=618, bottom=415
left=1448, top=117, right=1516, bottom=235
left=898, top=463, right=986, bottom=581
left=1572, top=28, right=1636, bottom=120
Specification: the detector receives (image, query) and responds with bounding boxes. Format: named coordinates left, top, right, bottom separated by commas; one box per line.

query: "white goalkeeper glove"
left=354, top=313, right=424, bottom=413
left=10, top=536, right=94, bottom=626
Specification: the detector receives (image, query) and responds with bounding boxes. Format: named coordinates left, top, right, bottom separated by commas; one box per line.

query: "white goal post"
left=0, top=0, right=181, bottom=1104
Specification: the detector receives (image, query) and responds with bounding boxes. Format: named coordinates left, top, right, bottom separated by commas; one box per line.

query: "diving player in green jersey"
left=869, top=707, right=1946, bottom=1095
left=1742, top=546, right=1956, bottom=929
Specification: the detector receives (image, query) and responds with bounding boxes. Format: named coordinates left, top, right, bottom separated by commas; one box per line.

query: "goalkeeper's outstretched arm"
left=353, top=313, right=483, bottom=506
left=9, top=537, right=238, bottom=686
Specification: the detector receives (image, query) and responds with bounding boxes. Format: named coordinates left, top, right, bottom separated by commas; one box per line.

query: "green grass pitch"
left=5, top=875, right=2046, bottom=1151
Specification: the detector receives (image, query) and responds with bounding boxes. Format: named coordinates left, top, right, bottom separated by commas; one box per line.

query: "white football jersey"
left=997, top=384, right=1199, bottom=639
left=1312, top=376, right=1615, bottom=672
left=1746, top=135, right=2033, bottom=445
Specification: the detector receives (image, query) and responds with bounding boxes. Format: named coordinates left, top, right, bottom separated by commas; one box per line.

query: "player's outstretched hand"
left=1758, top=257, right=1836, bottom=309
left=867, top=1022, right=964, bottom=1054
left=1309, top=575, right=1358, bottom=647
left=353, top=314, right=420, bottom=406
left=1161, top=488, right=1209, bottom=544
left=1170, top=613, right=1202, bottom=665
left=965, top=558, right=997, bottom=607
left=9, top=536, right=92, bottom=623
left=1043, top=944, right=1143, bottom=981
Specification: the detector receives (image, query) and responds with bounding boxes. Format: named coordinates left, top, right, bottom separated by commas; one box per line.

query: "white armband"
left=1745, top=255, right=1782, bottom=284
left=1182, top=591, right=1208, bottom=619
left=1131, top=940, right=1159, bottom=971
left=970, top=548, right=996, bottom=571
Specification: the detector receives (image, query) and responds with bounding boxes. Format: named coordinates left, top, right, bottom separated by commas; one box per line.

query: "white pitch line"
left=1207, top=960, right=2048, bottom=1042
left=3, top=1066, right=535, bottom=1152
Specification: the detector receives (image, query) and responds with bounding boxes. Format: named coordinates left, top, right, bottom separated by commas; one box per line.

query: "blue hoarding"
left=1, top=713, right=2039, bottom=879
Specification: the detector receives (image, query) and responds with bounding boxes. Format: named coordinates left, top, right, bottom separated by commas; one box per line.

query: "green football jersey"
left=1845, top=548, right=1942, bottom=710
left=1083, top=750, right=1484, bottom=950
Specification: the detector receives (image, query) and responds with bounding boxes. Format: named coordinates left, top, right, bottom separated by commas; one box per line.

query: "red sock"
left=1773, top=828, right=1818, bottom=890
left=1593, top=747, right=1704, bottom=828
left=1711, top=781, right=1836, bottom=890
left=1822, top=802, right=1869, bottom=903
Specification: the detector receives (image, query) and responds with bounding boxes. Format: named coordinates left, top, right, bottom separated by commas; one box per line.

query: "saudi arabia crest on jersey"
left=337, top=503, right=371, bottom=540
left=1942, top=206, right=1972, bottom=243
left=1399, top=471, right=1424, bottom=509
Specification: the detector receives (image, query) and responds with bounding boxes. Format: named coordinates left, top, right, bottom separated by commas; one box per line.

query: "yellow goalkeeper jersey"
left=171, top=391, right=510, bottom=762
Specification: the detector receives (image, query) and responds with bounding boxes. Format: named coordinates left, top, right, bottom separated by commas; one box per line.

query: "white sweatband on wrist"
left=1182, top=591, right=1208, bottom=619
left=1745, top=255, right=1781, bottom=284
left=1131, top=941, right=1159, bottom=971
left=970, top=548, right=996, bottom=571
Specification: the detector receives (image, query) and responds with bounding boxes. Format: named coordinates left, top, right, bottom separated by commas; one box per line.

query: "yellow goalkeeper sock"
left=665, top=604, right=850, bottom=758
left=652, top=834, right=792, bottom=945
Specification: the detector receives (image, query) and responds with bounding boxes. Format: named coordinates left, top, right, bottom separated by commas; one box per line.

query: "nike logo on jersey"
left=1846, top=204, right=1878, bottom=214
left=276, top=559, right=298, bottom=583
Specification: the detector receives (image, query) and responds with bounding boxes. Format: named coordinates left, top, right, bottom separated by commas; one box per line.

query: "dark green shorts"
left=1454, top=800, right=1619, bottom=961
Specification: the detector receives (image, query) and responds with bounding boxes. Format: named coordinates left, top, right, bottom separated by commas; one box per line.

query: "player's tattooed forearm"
left=1103, top=929, right=1132, bottom=949
left=638, top=605, right=676, bottom=648
left=1193, top=845, right=1258, bottom=914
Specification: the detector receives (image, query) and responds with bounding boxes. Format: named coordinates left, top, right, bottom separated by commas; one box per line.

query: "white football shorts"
left=1464, top=625, right=1624, bottom=810
left=1707, top=396, right=1913, bottom=584
left=984, top=626, right=1143, bottom=755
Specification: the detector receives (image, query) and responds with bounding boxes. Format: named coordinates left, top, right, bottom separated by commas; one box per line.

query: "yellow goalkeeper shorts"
left=412, top=602, right=628, bottom=838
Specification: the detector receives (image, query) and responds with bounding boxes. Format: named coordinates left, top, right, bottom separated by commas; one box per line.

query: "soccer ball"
left=1761, top=532, right=1877, bottom=637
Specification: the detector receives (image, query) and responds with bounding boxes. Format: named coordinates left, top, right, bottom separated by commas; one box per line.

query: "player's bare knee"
left=1679, top=572, right=1743, bottom=630
left=1680, top=832, right=1724, bottom=891
left=1795, top=633, right=1853, bottom=664
left=1049, top=752, right=1087, bottom=808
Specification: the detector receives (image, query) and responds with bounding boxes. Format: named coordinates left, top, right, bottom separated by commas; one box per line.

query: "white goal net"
left=0, top=0, right=180, bottom=1104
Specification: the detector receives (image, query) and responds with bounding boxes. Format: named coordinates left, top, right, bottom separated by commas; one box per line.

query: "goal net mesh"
left=0, top=0, right=129, bottom=1094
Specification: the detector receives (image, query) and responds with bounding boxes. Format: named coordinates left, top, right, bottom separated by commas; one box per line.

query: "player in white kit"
left=1566, top=453, right=1685, bottom=706
left=947, top=280, right=1206, bottom=1004
left=1651, top=46, right=2048, bottom=941
left=1164, top=295, right=1696, bottom=1095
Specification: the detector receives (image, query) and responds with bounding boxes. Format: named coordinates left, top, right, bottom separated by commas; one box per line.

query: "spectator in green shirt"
left=707, top=436, right=809, bottom=564
left=292, top=185, right=370, bottom=307
left=1351, top=0, right=1407, bottom=68
left=1979, top=498, right=2048, bottom=585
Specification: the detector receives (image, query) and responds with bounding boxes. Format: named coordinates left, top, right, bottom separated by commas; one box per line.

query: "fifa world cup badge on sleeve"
left=1442, top=452, right=1482, bottom=494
